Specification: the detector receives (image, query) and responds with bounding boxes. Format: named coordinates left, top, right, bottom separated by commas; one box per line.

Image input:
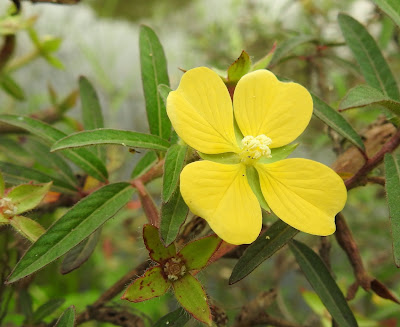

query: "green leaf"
left=143, top=224, right=176, bottom=262
left=0, top=170, right=4, bottom=196
left=162, top=144, right=187, bottom=202
left=289, top=240, right=358, bottom=327
left=198, top=152, right=240, bottom=164
left=24, top=137, right=77, bottom=188
left=7, top=182, right=52, bottom=214
left=9, top=216, right=45, bottom=242
left=229, top=219, right=298, bottom=284
left=158, top=84, right=172, bottom=106
left=131, top=151, right=158, bottom=179
left=0, top=74, right=25, bottom=100
left=384, top=153, right=400, bottom=267
left=269, top=35, right=315, bottom=67
left=54, top=306, right=75, bottom=327
left=312, top=94, right=365, bottom=150
left=227, top=50, right=252, bottom=83
left=139, top=25, right=171, bottom=140
left=0, top=115, right=108, bottom=182
left=339, top=85, right=400, bottom=116
left=7, top=182, right=134, bottom=283
left=33, top=298, right=65, bottom=324
left=258, top=143, right=299, bottom=164
left=79, top=76, right=106, bottom=161
left=51, top=128, right=170, bottom=152
left=372, top=0, right=400, bottom=28
left=0, top=161, right=76, bottom=194
left=160, top=190, right=189, bottom=246
left=245, top=166, right=270, bottom=212
left=153, top=308, right=190, bottom=327
left=338, top=13, right=400, bottom=100
left=172, top=274, right=211, bottom=326
left=179, top=234, right=221, bottom=271
left=122, top=266, right=170, bottom=302
left=60, top=228, right=101, bottom=274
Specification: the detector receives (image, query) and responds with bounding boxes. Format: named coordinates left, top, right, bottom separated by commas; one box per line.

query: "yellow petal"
left=233, top=70, right=313, bottom=148
left=167, top=67, right=238, bottom=154
left=256, top=159, right=347, bottom=235
left=180, top=161, right=261, bottom=245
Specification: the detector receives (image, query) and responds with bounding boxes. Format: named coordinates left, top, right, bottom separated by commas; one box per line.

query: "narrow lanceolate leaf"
left=139, top=25, right=171, bottom=140
left=51, top=129, right=170, bottom=152
left=61, top=228, right=101, bottom=274
left=338, top=14, right=400, bottom=100
left=55, top=306, right=75, bottom=327
left=0, top=115, right=108, bottom=182
left=384, top=153, right=400, bottom=267
left=10, top=216, right=45, bottom=242
left=158, top=84, right=172, bottom=106
left=162, top=144, right=188, bottom=202
left=312, top=94, right=365, bottom=151
left=289, top=240, right=358, bottom=327
left=269, top=35, right=315, bottom=67
left=0, top=161, right=76, bottom=194
left=122, top=266, right=170, bottom=302
left=0, top=170, right=4, bottom=196
left=79, top=76, right=106, bottom=161
left=7, top=183, right=134, bottom=283
left=339, top=85, right=400, bottom=116
left=0, top=74, right=25, bottom=100
left=173, top=274, right=211, bottom=326
left=160, top=190, right=189, bottom=246
left=143, top=224, right=176, bottom=262
left=372, top=0, right=400, bottom=28
left=24, top=138, right=77, bottom=188
left=229, top=220, right=298, bottom=284
left=33, top=298, right=65, bottom=324
left=227, top=50, right=252, bottom=83
left=7, top=182, right=52, bottom=214
left=154, top=307, right=190, bottom=327
left=179, top=234, right=221, bottom=271
left=131, top=151, right=158, bottom=179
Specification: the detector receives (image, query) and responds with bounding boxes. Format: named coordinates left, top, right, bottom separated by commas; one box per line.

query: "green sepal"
left=258, top=143, right=298, bottom=164
left=179, top=234, right=221, bottom=271
left=172, top=274, right=211, bottom=326
left=143, top=224, right=176, bottom=263
left=198, top=152, right=240, bottom=164
left=251, top=44, right=276, bottom=71
left=0, top=170, right=4, bottom=196
left=7, top=182, right=52, bottom=215
left=227, top=50, right=252, bottom=83
left=122, top=266, right=170, bottom=302
left=245, top=165, right=270, bottom=212
left=9, top=215, right=45, bottom=242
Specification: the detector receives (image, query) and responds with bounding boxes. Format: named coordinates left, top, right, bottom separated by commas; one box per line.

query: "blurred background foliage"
left=1, top=0, right=399, bottom=326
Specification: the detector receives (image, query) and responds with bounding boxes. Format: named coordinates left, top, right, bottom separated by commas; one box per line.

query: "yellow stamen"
left=240, top=134, right=272, bottom=165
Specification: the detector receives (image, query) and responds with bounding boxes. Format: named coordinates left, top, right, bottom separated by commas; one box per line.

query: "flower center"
left=163, top=256, right=187, bottom=281
left=0, top=197, right=17, bottom=218
left=239, top=134, right=272, bottom=165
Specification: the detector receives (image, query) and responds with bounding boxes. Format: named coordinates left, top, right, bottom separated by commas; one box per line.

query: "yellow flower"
left=167, top=67, right=347, bottom=245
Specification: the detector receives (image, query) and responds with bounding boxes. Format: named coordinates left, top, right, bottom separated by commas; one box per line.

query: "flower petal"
left=256, top=159, right=347, bottom=235
left=233, top=70, right=313, bottom=148
left=167, top=67, right=238, bottom=154
left=180, top=161, right=261, bottom=245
